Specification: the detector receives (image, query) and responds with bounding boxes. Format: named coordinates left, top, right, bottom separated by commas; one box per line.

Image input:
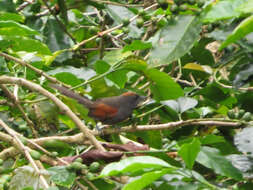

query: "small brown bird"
left=50, top=84, right=145, bottom=125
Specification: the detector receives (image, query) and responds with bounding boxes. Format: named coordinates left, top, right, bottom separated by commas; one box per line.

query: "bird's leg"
left=129, top=115, right=137, bottom=129
left=95, top=122, right=105, bottom=136
left=114, top=125, right=121, bottom=134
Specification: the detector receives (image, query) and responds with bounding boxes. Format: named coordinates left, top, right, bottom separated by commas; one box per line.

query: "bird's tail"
left=49, top=83, right=94, bottom=108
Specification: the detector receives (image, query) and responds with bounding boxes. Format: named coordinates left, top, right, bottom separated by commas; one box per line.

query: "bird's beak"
left=137, top=96, right=148, bottom=107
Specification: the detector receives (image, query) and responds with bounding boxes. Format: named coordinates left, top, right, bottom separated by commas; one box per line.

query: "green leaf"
left=233, top=64, right=253, bottom=88
left=142, top=130, right=162, bottom=149
left=227, top=154, right=253, bottom=177
left=58, top=114, right=76, bottom=129
left=103, top=49, right=132, bottom=66
left=0, top=21, right=39, bottom=36
left=119, top=56, right=147, bottom=72
left=44, top=49, right=67, bottom=66
left=161, top=97, right=198, bottom=113
left=43, top=19, right=72, bottom=61
left=48, top=166, right=76, bottom=188
left=54, top=72, right=82, bottom=86
left=197, top=83, right=229, bottom=103
left=9, top=166, right=41, bottom=190
left=106, top=5, right=143, bottom=38
left=177, top=97, right=198, bottom=113
left=220, top=15, right=253, bottom=50
left=123, top=169, right=172, bottom=190
left=191, top=170, right=216, bottom=188
left=196, top=146, right=242, bottom=180
left=21, top=187, right=34, bottom=190
left=89, top=78, right=119, bottom=99
left=144, top=68, right=184, bottom=101
left=200, top=135, right=226, bottom=145
left=43, top=139, right=72, bottom=156
left=149, top=16, right=201, bottom=67
left=3, top=36, right=51, bottom=55
left=202, top=0, right=247, bottom=23
left=48, top=66, right=96, bottom=83
left=95, top=60, right=110, bottom=74
left=234, top=127, right=253, bottom=155
left=0, top=12, right=24, bottom=22
left=236, top=0, right=253, bottom=13
left=107, top=69, right=128, bottom=88
left=0, top=0, right=16, bottom=12
left=190, top=38, right=215, bottom=66
left=122, top=40, right=152, bottom=52
left=183, top=63, right=212, bottom=74
left=57, top=0, right=68, bottom=24
left=99, top=156, right=172, bottom=178
left=195, top=107, right=213, bottom=117
left=178, top=138, right=201, bottom=169
left=47, top=187, right=59, bottom=190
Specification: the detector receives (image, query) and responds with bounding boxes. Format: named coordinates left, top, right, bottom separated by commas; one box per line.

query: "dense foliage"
left=0, top=0, right=253, bottom=189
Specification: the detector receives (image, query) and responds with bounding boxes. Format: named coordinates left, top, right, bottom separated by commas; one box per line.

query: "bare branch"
left=0, top=76, right=105, bottom=151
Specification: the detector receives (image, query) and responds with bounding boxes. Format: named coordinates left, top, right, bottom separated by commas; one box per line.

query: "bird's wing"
left=90, top=103, right=118, bottom=119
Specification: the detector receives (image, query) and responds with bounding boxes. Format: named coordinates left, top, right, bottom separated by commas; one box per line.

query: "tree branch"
left=0, top=76, right=105, bottom=151
left=0, top=119, right=49, bottom=189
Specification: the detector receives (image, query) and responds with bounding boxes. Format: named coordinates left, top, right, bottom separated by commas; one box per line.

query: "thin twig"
left=16, top=0, right=34, bottom=11
left=74, top=3, right=158, bottom=50
left=0, top=52, right=69, bottom=86
left=0, top=118, right=246, bottom=161
left=0, top=84, right=38, bottom=137
left=81, top=176, right=99, bottom=190
left=0, top=119, right=49, bottom=189
left=41, top=0, right=76, bottom=43
left=91, top=0, right=144, bottom=7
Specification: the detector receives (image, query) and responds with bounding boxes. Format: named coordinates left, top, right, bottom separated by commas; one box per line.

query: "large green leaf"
left=95, top=60, right=110, bottom=74
left=149, top=16, right=201, bottom=67
left=48, top=66, right=96, bottom=82
left=178, top=138, right=201, bottom=169
left=0, top=12, right=24, bottom=22
left=0, top=21, right=39, bottom=36
left=220, top=15, right=253, bottom=50
left=123, top=40, right=152, bottom=52
left=9, top=166, right=42, bottom=190
left=144, top=68, right=183, bottom=101
left=227, top=154, right=253, bottom=178
left=3, top=36, right=51, bottom=55
left=99, top=156, right=172, bottom=178
left=107, top=69, right=128, bottom=88
left=43, top=18, right=72, bottom=61
left=232, top=63, right=253, bottom=88
left=202, top=0, right=248, bottom=23
left=47, top=166, right=76, bottom=188
left=162, top=97, right=198, bottom=113
left=123, top=169, right=172, bottom=190
left=234, top=127, right=253, bottom=155
left=119, top=56, right=147, bottom=72
left=200, top=135, right=226, bottom=145
left=89, top=78, right=119, bottom=99
left=103, top=49, right=132, bottom=66
left=236, top=0, right=253, bottom=13
left=105, top=5, right=143, bottom=38
left=196, top=146, right=242, bottom=180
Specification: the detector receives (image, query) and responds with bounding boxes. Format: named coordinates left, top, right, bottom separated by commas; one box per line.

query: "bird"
left=50, top=83, right=146, bottom=125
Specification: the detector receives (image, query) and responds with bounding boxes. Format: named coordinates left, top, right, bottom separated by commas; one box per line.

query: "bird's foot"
left=95, top=122, right=105, bottom=136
